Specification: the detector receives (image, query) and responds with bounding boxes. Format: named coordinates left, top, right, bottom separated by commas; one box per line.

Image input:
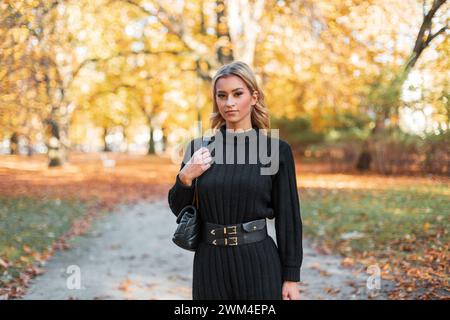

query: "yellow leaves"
left=215, top=3, right=225, bottom=13
left=1, top=94, right=17, bottom=102
left=10, top=28, right=29, bottom=43
left=0, top=69, right=7, bottom=81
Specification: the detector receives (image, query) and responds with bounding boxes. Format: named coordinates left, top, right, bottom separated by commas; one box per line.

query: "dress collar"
left=217, top=124, right=260, bottom=145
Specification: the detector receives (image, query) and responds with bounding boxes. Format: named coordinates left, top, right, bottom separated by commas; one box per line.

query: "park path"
left=21, top=199, right=392, bottom=300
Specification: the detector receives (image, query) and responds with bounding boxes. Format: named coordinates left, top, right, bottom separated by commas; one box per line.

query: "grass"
left=300, top=182, right=449, bottom=298
left=0, top=196, right=87, bottom=285
left=301, top=184, right=449, bottom=252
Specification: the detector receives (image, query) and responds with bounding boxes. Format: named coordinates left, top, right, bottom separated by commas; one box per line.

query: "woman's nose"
left=226, top=97, right=235, bottom=107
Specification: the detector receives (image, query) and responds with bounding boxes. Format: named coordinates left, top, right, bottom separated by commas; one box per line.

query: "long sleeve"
left=167, top=139, right=197, bottom=217
left=271, top=141, right=303, bottom=282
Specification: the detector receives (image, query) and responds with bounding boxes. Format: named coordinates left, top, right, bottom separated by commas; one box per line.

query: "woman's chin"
left=225, top=112, right=239, bottom=118
left=226, top=118, right=241, bottom=124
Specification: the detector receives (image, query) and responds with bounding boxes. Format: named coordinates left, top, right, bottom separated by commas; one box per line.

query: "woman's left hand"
left=282, top=281, right=301, bottom=300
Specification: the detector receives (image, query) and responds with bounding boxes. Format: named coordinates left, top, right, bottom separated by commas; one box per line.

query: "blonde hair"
left=209, top=61, right=270, bottom=130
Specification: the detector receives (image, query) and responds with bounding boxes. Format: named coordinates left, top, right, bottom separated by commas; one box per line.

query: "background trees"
left=1, top=0, right=448, bottom=173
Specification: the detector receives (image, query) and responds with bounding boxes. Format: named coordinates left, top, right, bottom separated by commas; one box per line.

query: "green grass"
left=300, top=183, right=449, bottom=256
left=0, top=196, right=87, bottom=284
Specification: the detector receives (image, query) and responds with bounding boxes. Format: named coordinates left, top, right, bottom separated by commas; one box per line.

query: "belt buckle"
left=226, top=236, right=238, bottom=246
left=211, top=225, right=238, bottom=246
left=211, top=236, right=238, bottom=246
left=226, top=225, right=237, bottom=235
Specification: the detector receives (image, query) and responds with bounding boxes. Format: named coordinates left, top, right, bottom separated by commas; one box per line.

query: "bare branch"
left=407, top=0, right=447, bottom=71
left=426, top=25, right=448, bottom=46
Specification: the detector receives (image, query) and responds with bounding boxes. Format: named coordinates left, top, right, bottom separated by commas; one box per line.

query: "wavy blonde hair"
left=209, top=61, right=270, bottom=130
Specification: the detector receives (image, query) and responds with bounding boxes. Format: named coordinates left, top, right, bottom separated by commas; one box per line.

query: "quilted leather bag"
left=172, top=136, right=212, bottom=251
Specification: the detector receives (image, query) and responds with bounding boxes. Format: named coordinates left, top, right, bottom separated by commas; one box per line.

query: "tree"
left=356, top=0, right=448, bottom=170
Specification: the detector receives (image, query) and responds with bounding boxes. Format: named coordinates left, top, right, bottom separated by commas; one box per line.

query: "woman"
left=168, top=61, right=303, bottom=300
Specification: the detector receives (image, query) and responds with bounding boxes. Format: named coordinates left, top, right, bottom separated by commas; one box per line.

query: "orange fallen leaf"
left=0, top=258, right=9, bottom=268
left=118, top=279, right=134, bottom=293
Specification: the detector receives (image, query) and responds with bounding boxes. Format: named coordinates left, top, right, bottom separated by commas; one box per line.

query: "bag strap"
left=192, top=135, right=213, bottom=208
left=193, top=178, right=199, bottom=208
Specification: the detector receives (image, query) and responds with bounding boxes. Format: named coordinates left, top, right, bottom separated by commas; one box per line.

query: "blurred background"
left=0, top=0, right=448, bottom=300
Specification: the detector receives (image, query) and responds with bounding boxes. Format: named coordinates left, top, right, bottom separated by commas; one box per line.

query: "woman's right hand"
left=179, top=147, right=212, bottom=186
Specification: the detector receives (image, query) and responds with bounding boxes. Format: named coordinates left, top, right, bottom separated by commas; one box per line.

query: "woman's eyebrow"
left=217, top=87, right=244, bottom=93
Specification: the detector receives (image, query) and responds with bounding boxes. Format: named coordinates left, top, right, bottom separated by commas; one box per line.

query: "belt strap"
left=202, top=218, right=267, bottom=246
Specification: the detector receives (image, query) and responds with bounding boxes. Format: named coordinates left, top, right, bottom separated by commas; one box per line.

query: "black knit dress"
left=168, top=124, right=303, bottom=300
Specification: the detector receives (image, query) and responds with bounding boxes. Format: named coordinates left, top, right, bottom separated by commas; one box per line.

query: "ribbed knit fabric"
left=168, top=124, right=303, bottom=300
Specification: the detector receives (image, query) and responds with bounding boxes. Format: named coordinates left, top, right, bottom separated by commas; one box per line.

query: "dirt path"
left=21, top=199, right=393, bottom=300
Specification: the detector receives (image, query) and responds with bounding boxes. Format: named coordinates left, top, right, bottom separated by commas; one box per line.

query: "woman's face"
left=215, top=75, right=258, bottom=130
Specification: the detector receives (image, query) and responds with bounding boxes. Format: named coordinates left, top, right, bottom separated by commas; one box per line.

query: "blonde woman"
left=168, top=61, right=303, bottom=300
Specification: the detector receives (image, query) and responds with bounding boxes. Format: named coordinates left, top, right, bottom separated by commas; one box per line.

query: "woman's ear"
left=252, top=91, right=259, bottom=105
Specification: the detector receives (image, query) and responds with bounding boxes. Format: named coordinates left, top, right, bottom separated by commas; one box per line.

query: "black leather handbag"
left=172, top=136, right=212, bottom=251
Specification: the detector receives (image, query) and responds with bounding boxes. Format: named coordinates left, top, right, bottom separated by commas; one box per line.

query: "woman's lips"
left=226, top=110, right=238, bottom=115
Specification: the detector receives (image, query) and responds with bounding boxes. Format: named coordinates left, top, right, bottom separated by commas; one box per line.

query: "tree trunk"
left=103, top=127, right=111, bottom=152
left=45, top=118, right=63, bottom=167
left=148, top=124, right=155, bottom=155
left=216, top=0, right=234, bottom=64
left=161, top=125, right=167, bottom=152
left=122, top=128, right=129, bottom=153
left=25, top=135, right=33, bottom=157
left=356, top=141, right=372, bottom=171
left=355, top=110, right=388, bottom=171
left=10, top=132, right=19, bottom=155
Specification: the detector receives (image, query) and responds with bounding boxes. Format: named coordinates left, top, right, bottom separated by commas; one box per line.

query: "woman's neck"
left=225, top=123, right=253, bottom=132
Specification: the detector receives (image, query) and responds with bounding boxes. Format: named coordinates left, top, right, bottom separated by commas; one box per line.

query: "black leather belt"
left=202, top=218, right=267, bottom=246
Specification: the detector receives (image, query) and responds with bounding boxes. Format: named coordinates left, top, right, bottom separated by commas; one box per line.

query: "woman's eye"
left=217, top=92, right=242, bottom=99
